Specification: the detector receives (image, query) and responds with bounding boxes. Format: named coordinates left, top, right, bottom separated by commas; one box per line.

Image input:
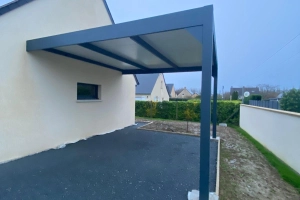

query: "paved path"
left=0, top=123, right=217, bottom=200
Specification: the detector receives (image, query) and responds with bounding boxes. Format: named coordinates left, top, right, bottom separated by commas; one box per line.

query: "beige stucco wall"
left=240, top=105, right=300, bottom=174
left=0, top=0, right=135, bottom=163
left=177, top=88, right=192, bottom=98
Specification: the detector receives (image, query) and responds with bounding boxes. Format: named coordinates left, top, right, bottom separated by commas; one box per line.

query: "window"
left=77, top=83, right=100, bottom=100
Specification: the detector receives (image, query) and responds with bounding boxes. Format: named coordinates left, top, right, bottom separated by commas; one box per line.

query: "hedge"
left=169, top=98, right=189, bottom=101
left=136, top=101, right=240, bottom=124
left=280, top=89, right=300, bottom=113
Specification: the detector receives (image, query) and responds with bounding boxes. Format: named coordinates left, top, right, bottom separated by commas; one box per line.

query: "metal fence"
left=249, top=100, right=280, bottom=110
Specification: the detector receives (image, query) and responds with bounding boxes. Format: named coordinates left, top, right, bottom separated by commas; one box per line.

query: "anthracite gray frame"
left=103, top=0, right=115, bottom=24
left=0, top=0, right=34, bottom=16
left=26, top=5, right=218, bottom=200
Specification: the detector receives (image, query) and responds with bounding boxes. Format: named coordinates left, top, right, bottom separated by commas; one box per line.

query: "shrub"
left=232, top=91, right=238, bottom=100
left=145, top=101, right=157, bottom=118
left=250, top=94, right=262, bottom=100
left=280, top=89, right=300, bottom=113
left=183, top=108, right=197, bottom=132
left=244, top=94, right=262, bottom=104
left=135, top=100, right=241, bottom=124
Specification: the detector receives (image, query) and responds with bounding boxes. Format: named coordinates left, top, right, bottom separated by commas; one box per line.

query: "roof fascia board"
left=26, top=6, right=212, bottom=51
left=0, top=0, right=34, bottom=16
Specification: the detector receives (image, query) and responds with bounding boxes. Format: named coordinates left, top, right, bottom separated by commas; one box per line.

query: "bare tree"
left=223, top=92, right=231, bottom=100
left=257, top=84, right=282, bottom=100
left=190, top=88, right=201, bottom=95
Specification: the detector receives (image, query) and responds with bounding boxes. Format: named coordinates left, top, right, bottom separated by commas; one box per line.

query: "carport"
left=26, top=5, right=218, bottom=200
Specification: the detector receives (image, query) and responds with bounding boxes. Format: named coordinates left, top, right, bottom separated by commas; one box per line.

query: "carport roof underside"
left=26, top=5, right=217, bottom=76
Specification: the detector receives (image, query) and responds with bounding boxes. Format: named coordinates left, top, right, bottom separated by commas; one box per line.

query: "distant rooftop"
left=135, top=74, right=160, bottom=95
left=166, top=84, right=174, bottom=96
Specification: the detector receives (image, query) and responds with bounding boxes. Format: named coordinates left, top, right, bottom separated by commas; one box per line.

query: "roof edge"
left=0, top=0, right=34, bottom=16
left=103, top=0, right=115, bottom=24
left=134, top=74, right=139, bottom=85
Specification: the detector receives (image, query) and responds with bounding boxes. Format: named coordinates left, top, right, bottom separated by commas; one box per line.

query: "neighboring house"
left=230, top=87, right=260, bottom=99
left=0, top=0, right=137, bottom=163
left=192, top=93, right=200, bottom=98
left=135, top=73, right=169, bottom=101
left=269, top=93, right=283, bottom=101
left=166, top=84, right=176, bottom=98
left=176, top=87, right=192, bottom=98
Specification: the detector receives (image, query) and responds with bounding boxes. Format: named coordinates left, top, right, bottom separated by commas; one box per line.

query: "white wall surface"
left=0, top=0, right=135, bottom=163
left=135, top=94, right=150, bottom=101
left=150, top=74, right=169, bottom=101
left=240, top=105, right=300, bottom=174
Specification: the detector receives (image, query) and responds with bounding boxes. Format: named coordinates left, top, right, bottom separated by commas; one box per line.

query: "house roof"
left=277, top=93, right=283, bottom=98
left=166, top=84, right=174, bottom=95
left=175, top=88, right=184, bottom=95
left=0, top=0, right=33, bottom=16
left=175, top=88, right=192, bottom=95
left=135, top=73, right=160, bottom=95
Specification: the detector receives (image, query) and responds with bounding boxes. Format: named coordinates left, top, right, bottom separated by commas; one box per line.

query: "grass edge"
left=229, top=125, right=300, bottom=193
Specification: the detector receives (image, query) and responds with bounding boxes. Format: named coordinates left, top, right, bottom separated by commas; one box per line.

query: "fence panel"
left=249, top=100, right=280, bottom=110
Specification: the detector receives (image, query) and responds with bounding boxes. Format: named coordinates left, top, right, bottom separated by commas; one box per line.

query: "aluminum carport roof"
left=26, top=5, right=218, bottom=200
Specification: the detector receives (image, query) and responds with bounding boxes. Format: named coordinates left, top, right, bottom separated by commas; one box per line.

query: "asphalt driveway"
left=0, top=123, right=217, bottom=200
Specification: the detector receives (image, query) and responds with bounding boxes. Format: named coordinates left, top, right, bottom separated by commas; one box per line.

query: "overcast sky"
left=1, top=0, right=299, bottom=92
left=106, top=0, right=300, bottom=92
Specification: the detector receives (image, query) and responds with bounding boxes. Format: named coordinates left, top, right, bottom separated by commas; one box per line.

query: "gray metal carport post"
left=212, top=74, right=218, bottom=138
left=212, top=35, right=219, bottom=139
left=200, top=10, right=215, bottom=199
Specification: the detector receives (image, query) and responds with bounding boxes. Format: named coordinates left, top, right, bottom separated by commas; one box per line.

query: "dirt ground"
left=136, top=117, right=300, bottom=200
left=136, top=118, right=200, bottom=136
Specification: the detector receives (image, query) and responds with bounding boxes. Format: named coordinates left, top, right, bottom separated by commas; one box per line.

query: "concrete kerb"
left=211, top=136, right=221, bottom=196
left=210, top=136, right=220, bottom=199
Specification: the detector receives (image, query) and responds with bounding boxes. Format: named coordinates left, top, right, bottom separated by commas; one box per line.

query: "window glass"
left=77, top=83, right=99, bottom=100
